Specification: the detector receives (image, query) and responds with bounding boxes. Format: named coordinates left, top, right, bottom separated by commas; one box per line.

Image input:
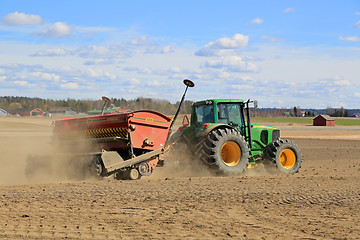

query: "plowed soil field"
left=0, top=117, right=359, bottom=239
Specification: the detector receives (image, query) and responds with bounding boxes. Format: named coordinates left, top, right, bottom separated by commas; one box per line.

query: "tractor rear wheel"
left=197, top=128, right=250, bottom=175
left=262, top=139, right=302, bottom=174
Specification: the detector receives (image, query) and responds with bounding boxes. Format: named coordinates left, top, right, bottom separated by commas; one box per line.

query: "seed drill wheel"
left=262, top=139, right=302, bottom=174
left=114, top=168, right=141, bottom=180
left=128, top=168, right=140, bottom=180
left=197, top=128, right=250, bottom=175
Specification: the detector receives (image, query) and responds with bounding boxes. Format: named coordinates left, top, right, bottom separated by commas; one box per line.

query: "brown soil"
left=0, top=117, right=359, bottom=239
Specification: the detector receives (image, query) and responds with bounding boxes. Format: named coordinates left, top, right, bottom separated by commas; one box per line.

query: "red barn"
left=10, top=108, right=45, bottom=117
left=313, top=115, right=335, bottom=126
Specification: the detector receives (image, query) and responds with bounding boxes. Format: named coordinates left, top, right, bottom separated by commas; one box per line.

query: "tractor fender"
left=195, top=123, right=235, bottom=139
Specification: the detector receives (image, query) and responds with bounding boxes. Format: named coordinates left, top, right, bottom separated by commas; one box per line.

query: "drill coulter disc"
left=138, top=162, right=151, bottom=176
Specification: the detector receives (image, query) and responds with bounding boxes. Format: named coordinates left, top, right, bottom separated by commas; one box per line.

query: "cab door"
left=217, top=103, right=244, bottom=133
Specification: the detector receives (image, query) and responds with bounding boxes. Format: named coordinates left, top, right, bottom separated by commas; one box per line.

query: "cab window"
left=217, top=103, right=243, bottom=128
left=195, top=104, right=214, bottom=124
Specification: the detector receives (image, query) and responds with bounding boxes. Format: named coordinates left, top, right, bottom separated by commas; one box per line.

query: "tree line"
left=0, top=96, right=357, bottom=117
left=251, top=106, right=356, bottom=118
left=0, top=96, right=194, bottom=115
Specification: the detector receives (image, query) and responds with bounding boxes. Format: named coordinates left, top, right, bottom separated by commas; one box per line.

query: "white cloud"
left=356, top=11, right=360, bottom=15
left=195, top=34, right=249, bottom=56
left=354, top=21, right=360, bottom=28
left=129, top=36, right=148, bottom=45
left=331, top=76, right=351, bottom=86
left=168, top=67, right=182, bottom=73
left=203, top=56, right=259, bottom=72
left=31, top=48, right=67, bottom=57
left=243, top=56, right=262, bottom=61
left=14, top=80, right=35, bottom=87
left=30, top=44, right=133, bottom=62
left=76, top=45, right=110, bottom=57
left=29, top=72, right=60, bottom=82
left=248, top=18, right=264, bottom=25
left=2, top=11, right=43, bottom=26
left=129, top=78, right=140, bottom=85
left=37, top=22, right=72, bottom=38
left=60, top=82, right=79, bottom=89
left=161, top=45, right=172, bottom=54
left=304, top=76, right=353, bottom=97
left=283, top=8, right=295, bottom=13
left=147, top=92, right=157, bottom=96
left=75, top=45, right=132, bottom=59
left=84, top=68, right=116, bottom=80
left=123, top=67, right=152, bottom=74
left=144, top=44, right=173, bottom=54
left=209, top=34, right=248, bottom=49
left=339, top=36, right=360, bottom=42
left=218, top=71, right=231, bottom=79
left=147, top=80, right=162, bottom=87
left=84, top=58, right=114, bottom=65
left=84, top=68, right=103, bottom=78
left=195, top=48, right=234, bottom=57
left=355, top=92, right=360, bottom=97
left=104, top=72, right=116, bottom=81
left=334, top=80, right=351, bottom=86
left=261, top=35, right=283, bottom=42
left=144, top=45, right=156, bottom=53
left=231, top=84, right=255, bottom=90
left=0, top=76, right=6, bottom=82
left=56, top=66, right=81, bottom=76
left=128, top=89, right=139, bottom=94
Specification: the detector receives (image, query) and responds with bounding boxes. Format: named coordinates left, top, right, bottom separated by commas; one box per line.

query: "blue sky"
left=0, top=0, right=359, bottom=108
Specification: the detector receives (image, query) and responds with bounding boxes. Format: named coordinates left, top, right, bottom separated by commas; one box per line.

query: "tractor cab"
left=190, top=99, right=250, bottom=139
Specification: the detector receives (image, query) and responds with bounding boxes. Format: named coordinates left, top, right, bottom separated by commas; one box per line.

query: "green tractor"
left=169, top=98, right=302, bottom=175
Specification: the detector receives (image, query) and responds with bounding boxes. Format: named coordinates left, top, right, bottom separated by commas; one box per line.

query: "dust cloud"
left=0, top=135, right=52, bottom=185
left=0, top=116, right=274, bottom=185
left=23, top=134, right=102, bottom=184
left=151, top=153, right=214, bottom=180
left=0, top=118, right=99, bottom=185
left=0, top=131, right=274, bottom=185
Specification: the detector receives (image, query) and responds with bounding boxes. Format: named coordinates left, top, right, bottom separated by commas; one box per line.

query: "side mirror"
left=182, top=115, right=190, bottom=126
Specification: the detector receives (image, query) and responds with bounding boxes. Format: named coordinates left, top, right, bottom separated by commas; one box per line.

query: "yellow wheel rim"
left=279, top=149, right=296, bottom=169
left=221, top=141, right=241, bottom=166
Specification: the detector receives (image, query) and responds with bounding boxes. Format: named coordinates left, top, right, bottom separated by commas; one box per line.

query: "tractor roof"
left=194, top=99, right=245, bottom=105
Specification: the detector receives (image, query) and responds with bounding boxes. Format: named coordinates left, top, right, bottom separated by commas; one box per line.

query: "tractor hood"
left=251, top=124, right=279, bottom=131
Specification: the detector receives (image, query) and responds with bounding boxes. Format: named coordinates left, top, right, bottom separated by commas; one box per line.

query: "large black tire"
left=197, top=128, right=250, bottom=175
left=262, top=139, right=302, bottom=174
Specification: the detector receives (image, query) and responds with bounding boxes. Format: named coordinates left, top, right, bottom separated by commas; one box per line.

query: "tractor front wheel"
left=262, top=139, right=302, bottom=174
left=197, top=128, right=250, bottom=175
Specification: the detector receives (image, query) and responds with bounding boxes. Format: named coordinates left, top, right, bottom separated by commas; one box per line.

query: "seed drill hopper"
left=26, top=79, right=195, bottom=180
